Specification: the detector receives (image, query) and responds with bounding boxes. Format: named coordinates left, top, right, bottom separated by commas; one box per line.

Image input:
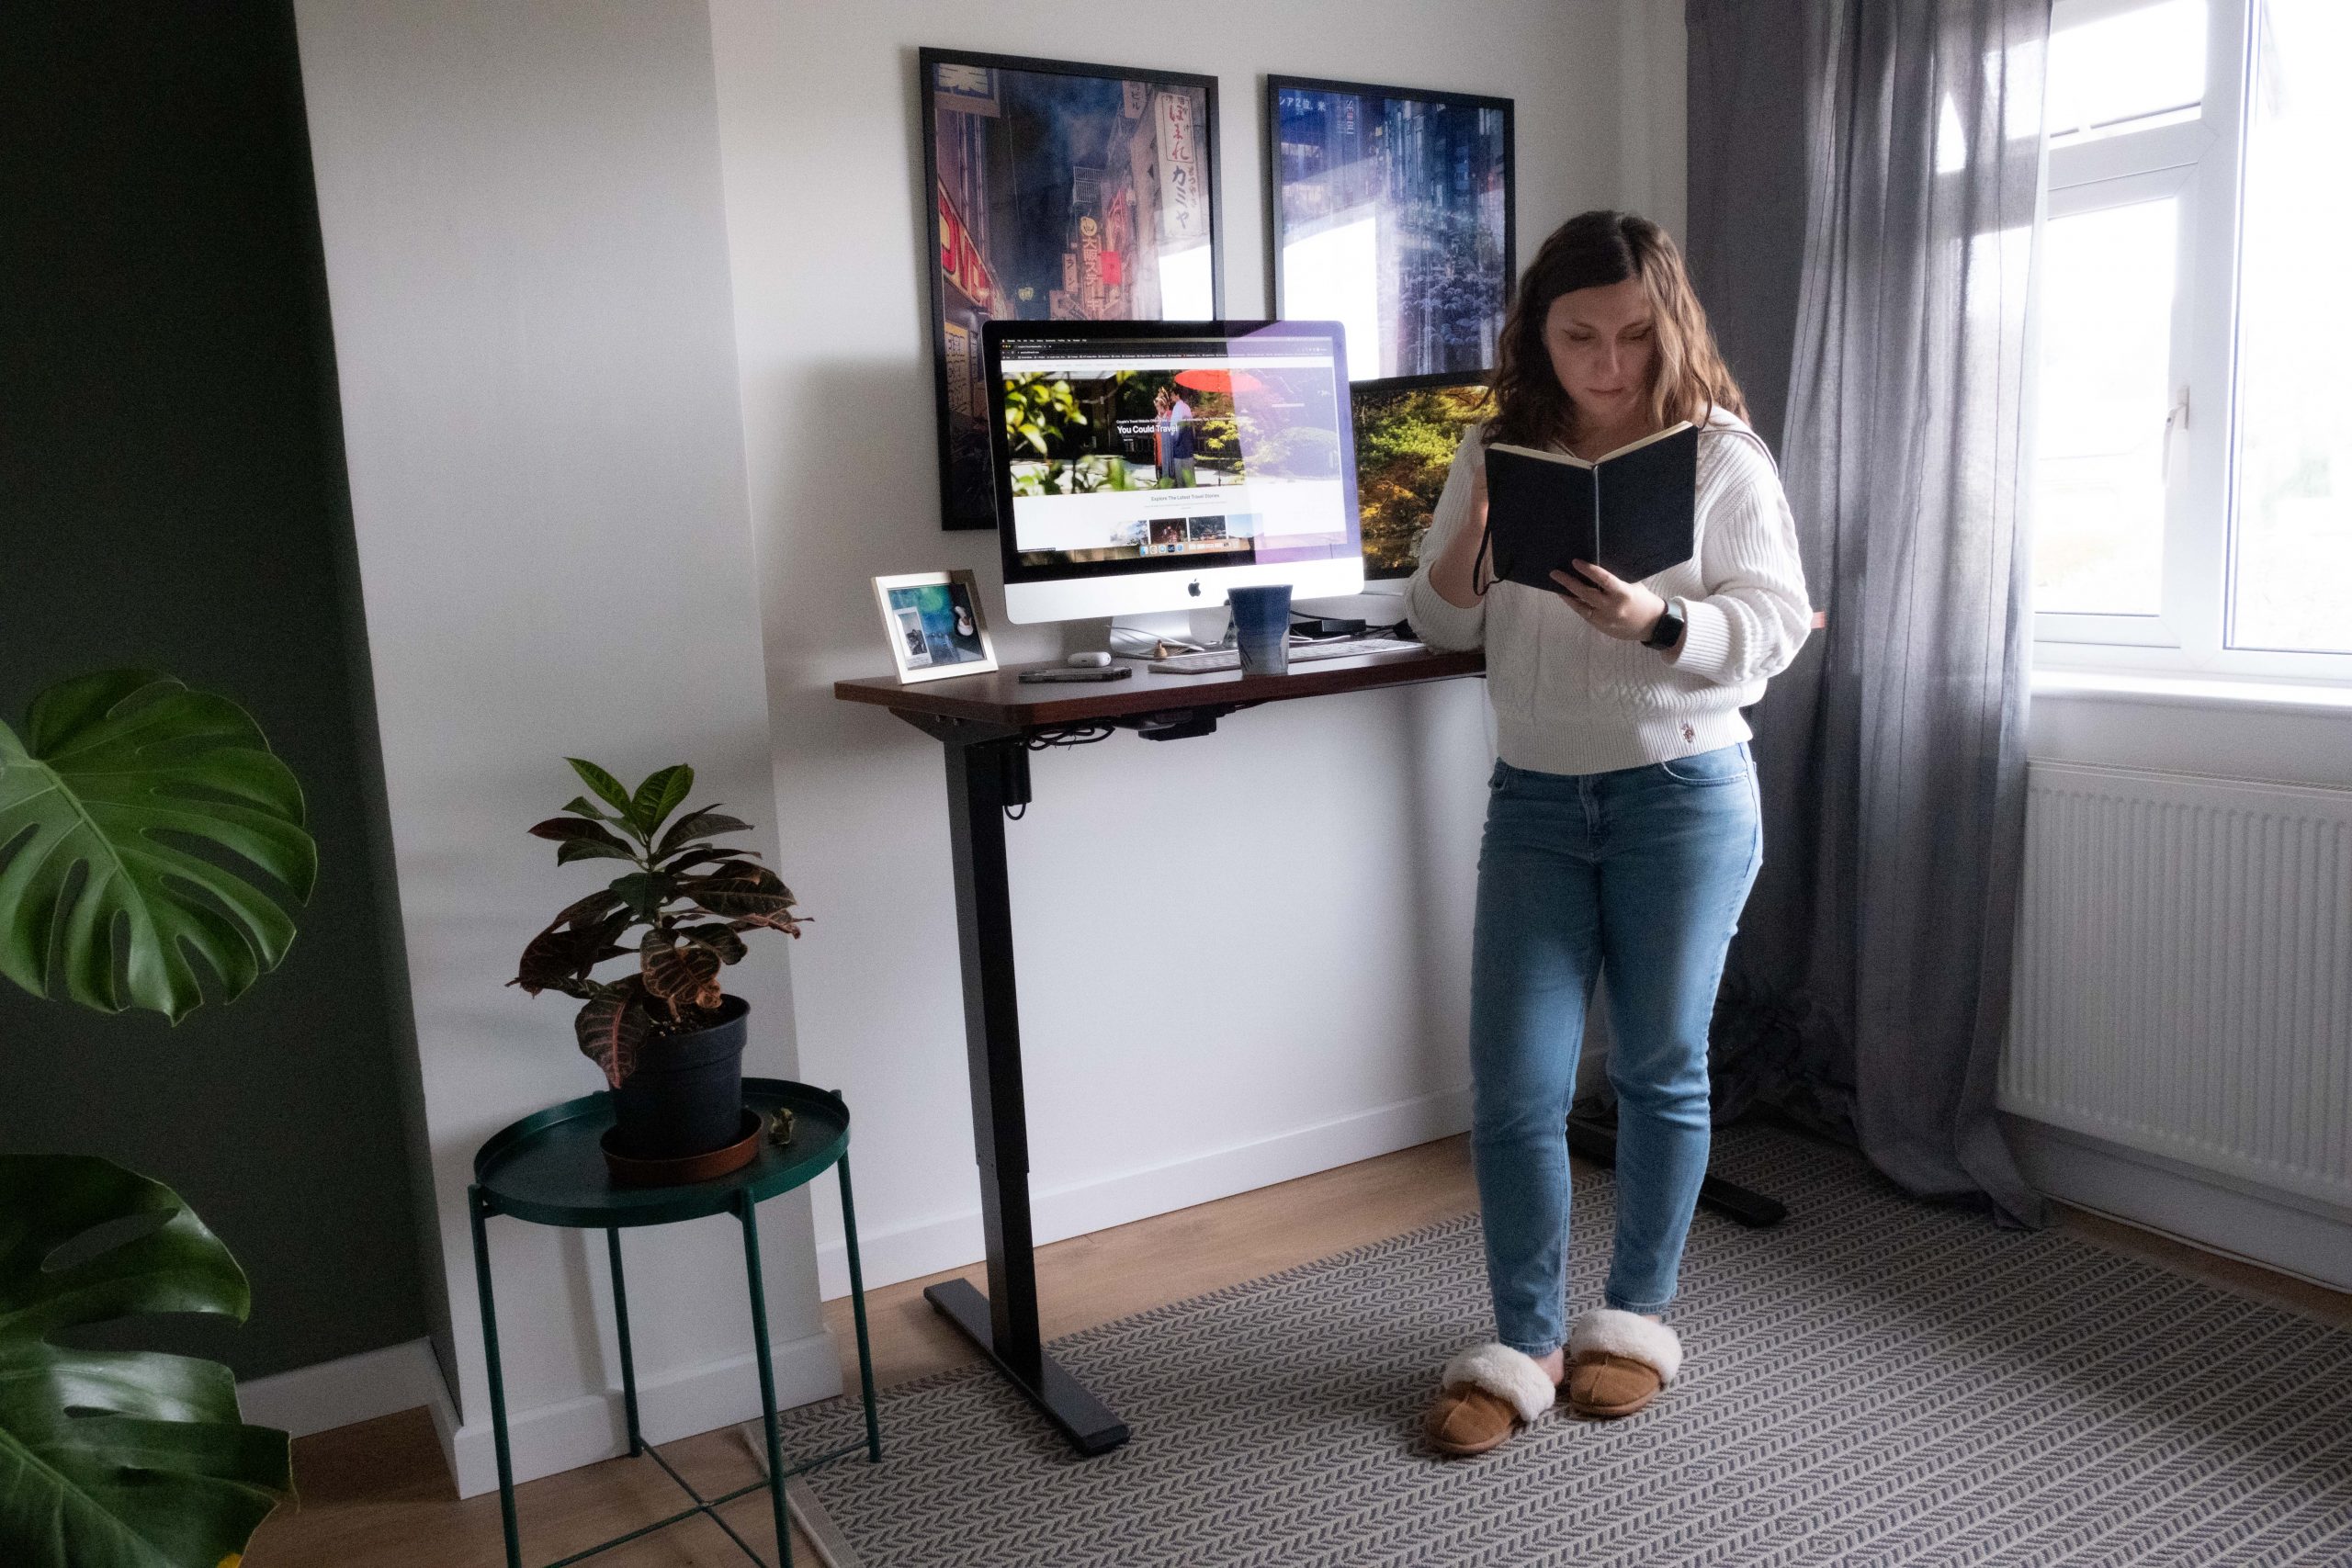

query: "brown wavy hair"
left=1481, top=210, right=1746, bottom=450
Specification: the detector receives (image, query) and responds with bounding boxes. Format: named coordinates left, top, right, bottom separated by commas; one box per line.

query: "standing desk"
left=833, top=646, right=1483, bottom=1456
left=833, top=644, right=1786, bottom=1457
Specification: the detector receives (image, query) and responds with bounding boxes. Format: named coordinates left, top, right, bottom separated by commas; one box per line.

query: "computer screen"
left=1351, top=375, right=1490, bottom=581
left=986, top=319, right=1365, bottom=623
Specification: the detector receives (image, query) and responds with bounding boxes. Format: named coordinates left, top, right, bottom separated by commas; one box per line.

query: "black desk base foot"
left=1566, top=1112, right=1789, bottom=1228
left=924, top=1279, right=1130, bottom=1456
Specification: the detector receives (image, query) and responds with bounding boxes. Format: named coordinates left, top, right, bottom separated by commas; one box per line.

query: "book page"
left=1594, top=421, right=1694, bottom=463
left=1489, top=421, right=1695, bottom=468
left=1487, top=441, right=1591, bottom=471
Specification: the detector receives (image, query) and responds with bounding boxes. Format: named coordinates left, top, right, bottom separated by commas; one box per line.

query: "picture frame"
left=873, top=570, right=1000, bottom=683
left=1350, top=373, right=1492, bottom=580
left=921, top=47, right=1226, bottom=533
left=1265, top=75, right=1515, bottom=388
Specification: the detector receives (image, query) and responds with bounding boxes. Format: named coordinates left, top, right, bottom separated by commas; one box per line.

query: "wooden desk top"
left=833, top=645, right=1485, bottom=730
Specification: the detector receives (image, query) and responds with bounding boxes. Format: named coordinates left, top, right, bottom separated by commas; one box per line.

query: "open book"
left=1477, top=422, right=1699, bottom=594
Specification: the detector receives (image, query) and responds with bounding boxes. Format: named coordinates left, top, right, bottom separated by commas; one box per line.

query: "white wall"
left=707, top=0, right=1656, bottom=1297
left=292, top=0, right=833, bottom=1496
left=1620, top=0, right=1690, bottom=242
left=289, top=0, right=1671, bottom=1495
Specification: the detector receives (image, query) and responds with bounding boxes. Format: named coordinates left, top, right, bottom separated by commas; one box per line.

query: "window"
left=2030, top=0, right=2352, bottom=678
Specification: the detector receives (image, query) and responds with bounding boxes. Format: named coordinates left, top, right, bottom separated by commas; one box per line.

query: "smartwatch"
left=1642, top=596, right=1687, bottom=651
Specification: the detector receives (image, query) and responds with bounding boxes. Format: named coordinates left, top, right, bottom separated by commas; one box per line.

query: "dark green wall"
left=0, top=1, right=435, bottom=1381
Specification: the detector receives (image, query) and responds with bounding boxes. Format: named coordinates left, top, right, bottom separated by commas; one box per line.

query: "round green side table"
left=467, top=1076, right=880, bottom=1568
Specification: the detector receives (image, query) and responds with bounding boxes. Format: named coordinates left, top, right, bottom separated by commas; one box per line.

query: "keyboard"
left=1146, top=637, right=1423, bottom=674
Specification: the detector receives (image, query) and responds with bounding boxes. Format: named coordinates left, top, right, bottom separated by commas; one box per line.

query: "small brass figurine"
left=768, top=1108, right=795, bottom=1147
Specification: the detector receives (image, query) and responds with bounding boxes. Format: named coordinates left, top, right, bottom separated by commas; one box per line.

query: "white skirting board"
left=2004, top=1111, right=2352, bottom=1294
left=236, top=1337, right=453, bottom=1440
left=233, top=1327, right=843, bottom=1501
left=443, top=1326, right=841, bottom=1499
left=812, top=1084, right=1475, bottom=1300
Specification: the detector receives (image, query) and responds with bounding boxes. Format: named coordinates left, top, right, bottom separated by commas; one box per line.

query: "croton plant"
left=510, top=759, right=805, bottom=1088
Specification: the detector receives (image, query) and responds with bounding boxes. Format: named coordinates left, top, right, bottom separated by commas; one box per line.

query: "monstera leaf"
left=0, top=1155, right=292, bottom=1567
left=0, top=671, right=316, bottom=1022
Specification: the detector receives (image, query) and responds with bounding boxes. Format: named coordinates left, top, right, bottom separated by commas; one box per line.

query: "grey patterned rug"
left=769, top=1122, right=2352, bottom=1566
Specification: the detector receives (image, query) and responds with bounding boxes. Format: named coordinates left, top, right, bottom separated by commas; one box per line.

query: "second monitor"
left=986, top=319, right=1365, bottom=624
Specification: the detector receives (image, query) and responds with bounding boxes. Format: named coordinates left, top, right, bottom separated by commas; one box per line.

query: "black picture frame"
left=920, top=47, right=1226, bottom=532
left=1349, top=372, right=1491, bottom=580
left=1264, top=74, right=1515, bottom=389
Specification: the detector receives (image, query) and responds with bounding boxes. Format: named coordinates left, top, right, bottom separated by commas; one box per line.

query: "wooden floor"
left=244, top=1129, right=2352, bottom=1567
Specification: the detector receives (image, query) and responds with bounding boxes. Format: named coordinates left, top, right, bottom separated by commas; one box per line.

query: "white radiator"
left=2003, top=761, right=2352, bottom=1214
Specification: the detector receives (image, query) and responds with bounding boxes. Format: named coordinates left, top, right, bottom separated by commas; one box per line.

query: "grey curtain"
left=1682, top=0, right=2052, bottom=1227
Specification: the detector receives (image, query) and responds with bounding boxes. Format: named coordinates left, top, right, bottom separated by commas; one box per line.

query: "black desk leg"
left=923, top=732, right=1131, bottom=1457
left=1565, top=1112, right=1789, bottom=1228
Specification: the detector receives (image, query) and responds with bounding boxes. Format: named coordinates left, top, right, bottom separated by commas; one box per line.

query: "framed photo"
left=921, top=47, right=1225, bottom=532
left=1266, top=76, right=1514, bottom=386
left=873, top=570, right=999, bottom=683
left=1351, top=374, right=1491, bottom=579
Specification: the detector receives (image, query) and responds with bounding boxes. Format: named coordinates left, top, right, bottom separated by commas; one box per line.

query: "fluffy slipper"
left=1424, top=1342, right=1559, bottom=1457
left=1564, top=1309, right=1682, bottom=1418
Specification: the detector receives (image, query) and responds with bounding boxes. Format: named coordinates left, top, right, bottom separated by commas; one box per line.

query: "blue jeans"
left=1469, top=745, right=1762, bottom=1356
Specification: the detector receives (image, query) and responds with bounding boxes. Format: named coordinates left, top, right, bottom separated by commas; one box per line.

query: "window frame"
left=2030, top=0, right=2352, bottom=682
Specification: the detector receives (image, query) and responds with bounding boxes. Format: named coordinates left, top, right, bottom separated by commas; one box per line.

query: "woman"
left=1153, top=384, right=1197, bottom=486
left=1408, top=211, right=1810, bottom=1457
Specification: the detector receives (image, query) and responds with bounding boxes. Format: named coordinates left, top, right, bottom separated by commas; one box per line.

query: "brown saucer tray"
left=600, top=1108, right=763, bottom=1187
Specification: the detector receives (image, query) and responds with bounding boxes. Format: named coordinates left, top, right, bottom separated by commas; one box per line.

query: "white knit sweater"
left=1405, top=409, right=1811, bottom=776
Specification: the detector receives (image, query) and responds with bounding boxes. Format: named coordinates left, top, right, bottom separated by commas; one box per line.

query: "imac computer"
left=984, top=319, right=1363, bottom=624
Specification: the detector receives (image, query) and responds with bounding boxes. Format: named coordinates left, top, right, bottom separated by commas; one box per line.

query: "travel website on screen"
left=999, top=338, right=1354, bottom=574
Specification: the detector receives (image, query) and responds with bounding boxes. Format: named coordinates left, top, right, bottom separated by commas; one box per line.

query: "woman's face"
left=1542, top=276, right=1656, bottom=431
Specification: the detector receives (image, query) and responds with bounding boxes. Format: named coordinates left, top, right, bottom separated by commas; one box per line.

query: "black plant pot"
left=609, top=995, right=750, bottom=1160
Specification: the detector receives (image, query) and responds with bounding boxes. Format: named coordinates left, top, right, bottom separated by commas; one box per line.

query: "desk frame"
left=837, top=649, right=1484, bottom=1454
left=913, top=710, right=1125, bottom=1451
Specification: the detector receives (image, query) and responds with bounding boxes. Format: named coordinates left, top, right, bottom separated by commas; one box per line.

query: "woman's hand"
left=1550, top=559, right=1668, bottom=644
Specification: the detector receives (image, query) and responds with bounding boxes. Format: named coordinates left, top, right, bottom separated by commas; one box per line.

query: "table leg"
left=928, top=733, right=1129, bottom=1457
left=738, top=1192, right=792, bottom=1568
left=835, top=1152, right=882, bottom=1462
left=1565, top=1112, right=1789, bottom=1227
left=941, top=737, right=1039, bottom=1371
left=468, top=1186, right=522, bottom=1568
left=606, top=1227, right=644, bottom=1455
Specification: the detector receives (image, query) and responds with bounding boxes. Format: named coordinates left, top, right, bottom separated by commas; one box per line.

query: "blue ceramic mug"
left=1227, top=584, right=1293, bottom=675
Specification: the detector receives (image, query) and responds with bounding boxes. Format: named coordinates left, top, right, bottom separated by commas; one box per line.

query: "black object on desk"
left=467, top=1077, right=881, bottom=1567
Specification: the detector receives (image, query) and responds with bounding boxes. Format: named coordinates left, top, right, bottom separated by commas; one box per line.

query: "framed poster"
left=922, top=48, right=1225, bottom=531
left=1350, top=375, right=1491, bottom=579
left=872, top=570, right=999, bottom=683
left=1266, top=75, right=1514, bottom=386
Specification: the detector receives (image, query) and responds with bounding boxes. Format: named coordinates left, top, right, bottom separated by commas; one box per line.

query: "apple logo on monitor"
left=1188, top=581, right=1202, bottom=597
